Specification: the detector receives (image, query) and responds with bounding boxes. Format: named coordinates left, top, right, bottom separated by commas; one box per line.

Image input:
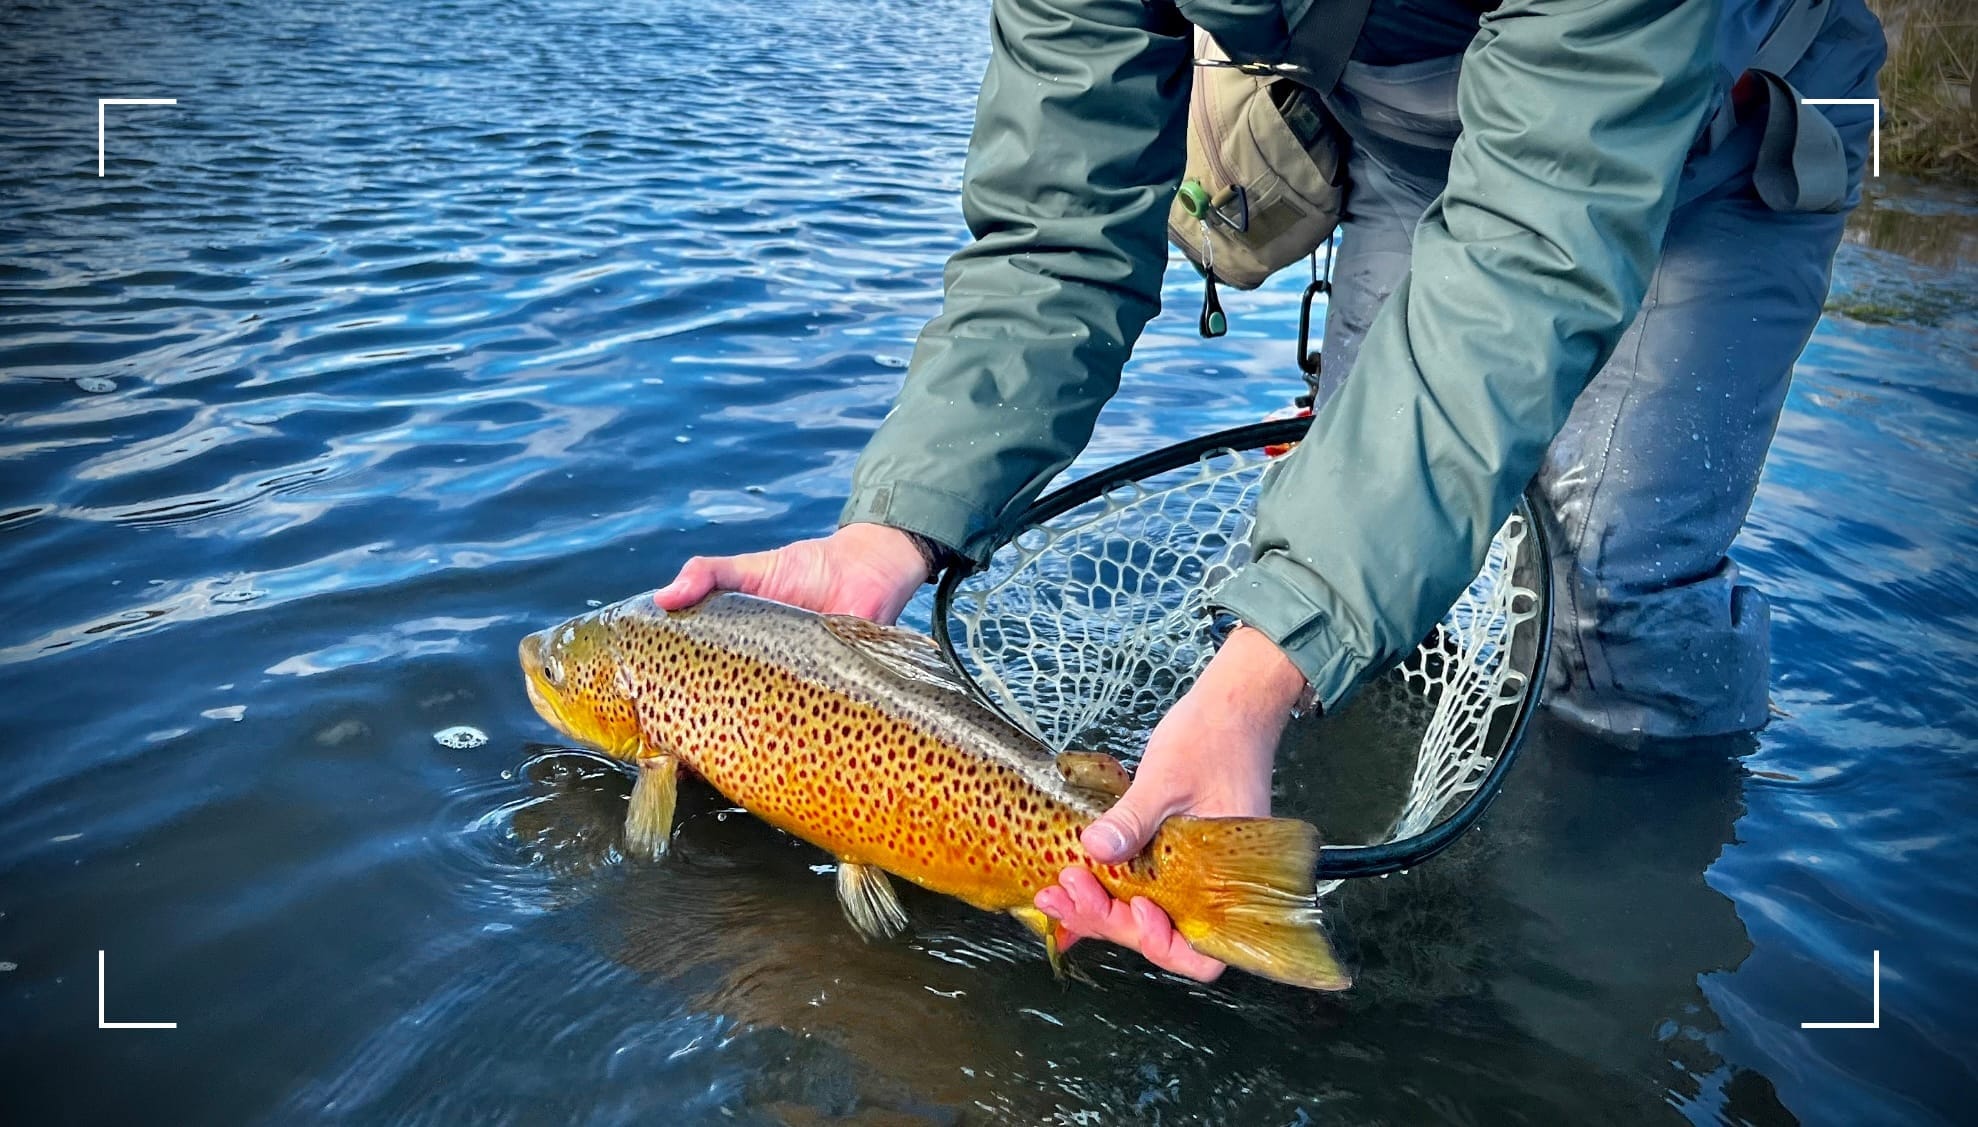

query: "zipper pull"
left=1200, top=271, right=1227, bottom=338
left=1197, top=215, right=1227, bottom=338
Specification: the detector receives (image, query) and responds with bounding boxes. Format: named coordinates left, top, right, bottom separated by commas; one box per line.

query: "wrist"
left=836, top=522, right=935, bottom=586
left=1200, top=626, right=1312, bottom=727
left=898, top=529, right=961, bottom=585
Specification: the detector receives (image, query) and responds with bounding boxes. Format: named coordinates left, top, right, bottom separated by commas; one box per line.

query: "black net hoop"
left=932, top=417, right=1552, bottom=887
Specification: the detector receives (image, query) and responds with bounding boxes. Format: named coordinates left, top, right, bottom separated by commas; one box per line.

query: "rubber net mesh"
left=941, top=443, right=1540, bottom=888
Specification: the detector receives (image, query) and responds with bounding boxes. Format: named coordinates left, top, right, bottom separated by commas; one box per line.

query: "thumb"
left=655, top=552, right=773, bottom=610
left=1080, top=783, right=1179, bottom=866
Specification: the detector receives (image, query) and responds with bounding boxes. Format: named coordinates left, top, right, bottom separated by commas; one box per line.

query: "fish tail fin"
left=1157, top=815, right=1351, bottom=991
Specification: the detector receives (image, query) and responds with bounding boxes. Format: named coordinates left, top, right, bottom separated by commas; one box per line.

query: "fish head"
left=519, top=606, right=645, bottom=761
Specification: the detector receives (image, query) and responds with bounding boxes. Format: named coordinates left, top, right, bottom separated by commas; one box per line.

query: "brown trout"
left=519, top=591, right=1349, bottom=990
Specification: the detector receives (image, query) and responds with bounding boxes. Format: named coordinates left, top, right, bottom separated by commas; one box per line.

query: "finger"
left=1130, top=897, right=1225, bottom=983
left=1034, top=885, right=1068, bottom=918
left=653, top=557, right=717, bottom=609
left=1044, top=868, right=1114, bottom=940
left=655, top=553, right=770, bottom=609
left=1059, top=865, right=1112, bottom=920
left=1049, top=871, right=1220, bottom=978
left=1036, top=884, right=1091, bottom=951
left=1080, top=783, right=1181, bottom=865
left=1053, top=867, right=1155, bottom=955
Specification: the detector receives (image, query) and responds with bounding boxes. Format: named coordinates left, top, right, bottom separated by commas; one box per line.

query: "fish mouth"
left=518, top=632, right=563, bottom=731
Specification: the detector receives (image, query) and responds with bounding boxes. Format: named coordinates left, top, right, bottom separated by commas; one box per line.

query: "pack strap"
left=1751, top=71, right=1849, bottom=212
left=1706, top=0, right=1832, bottom=151
left=1281, top=0, right=1378, bottom=94
left=1752, top=0, right=1831, bottom=76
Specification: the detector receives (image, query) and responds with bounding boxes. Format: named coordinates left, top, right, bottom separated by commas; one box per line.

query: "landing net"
left=933, top=421, right=1549, bottom=891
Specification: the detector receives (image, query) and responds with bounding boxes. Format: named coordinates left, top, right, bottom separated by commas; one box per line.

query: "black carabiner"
left=1296, top=240, right=1334, bottom=377
left=1296, top=277, right=1327, bottom=376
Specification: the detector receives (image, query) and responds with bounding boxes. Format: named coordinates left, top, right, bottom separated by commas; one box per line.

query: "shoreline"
left=1868, top=0, right=1978, bottom=179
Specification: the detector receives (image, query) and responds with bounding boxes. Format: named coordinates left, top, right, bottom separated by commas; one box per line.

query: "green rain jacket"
left=840, top=0, right=1721, bottom=711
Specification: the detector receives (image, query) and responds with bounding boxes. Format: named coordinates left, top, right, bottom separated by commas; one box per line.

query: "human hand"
left=654, top=522, right=931, bottom=624
left=1034, top=626, right=1307, bottom=982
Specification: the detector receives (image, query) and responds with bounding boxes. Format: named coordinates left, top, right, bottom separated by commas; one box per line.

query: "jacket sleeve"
left=839, top=0, right=1192, bottom=563
left=1211, top=0, right=1722, bottom=709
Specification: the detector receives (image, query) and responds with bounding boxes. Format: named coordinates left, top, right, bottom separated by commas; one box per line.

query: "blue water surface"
left=2, top=0, right=1974, bottom=1123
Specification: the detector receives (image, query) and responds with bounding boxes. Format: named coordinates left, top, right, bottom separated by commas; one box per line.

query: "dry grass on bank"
left=1868, top=0, right=1978, bottom=178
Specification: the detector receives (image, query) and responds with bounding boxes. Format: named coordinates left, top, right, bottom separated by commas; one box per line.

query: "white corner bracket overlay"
left=97, top=949, right=176, bottom=1030
left=1801, top=949, right=1882, bottom=1030
left=97, top=98, right=179, bottom=177
left=1800, top=97, right=1881, bottom=178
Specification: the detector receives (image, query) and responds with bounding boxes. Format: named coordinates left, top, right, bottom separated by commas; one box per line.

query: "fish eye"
left=542, top=656, right=565, bottom=688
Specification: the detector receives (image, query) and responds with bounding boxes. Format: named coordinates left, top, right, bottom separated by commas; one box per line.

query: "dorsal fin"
left=820, top=614, right=973, bottom=695
left=1056, top=751, right=1132, bottom=805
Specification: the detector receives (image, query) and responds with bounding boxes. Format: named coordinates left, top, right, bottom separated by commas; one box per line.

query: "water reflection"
left=1847, top=179, right=1978, bottom=270
left=1472, top=719, right=1793, bottom=1124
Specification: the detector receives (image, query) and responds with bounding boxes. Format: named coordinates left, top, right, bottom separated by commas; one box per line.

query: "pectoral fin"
left=1056, top=751, right=1131, bottom=805
left=835, top=861, right=909, bottom=940
left=624, top=756, right=679, bottom=861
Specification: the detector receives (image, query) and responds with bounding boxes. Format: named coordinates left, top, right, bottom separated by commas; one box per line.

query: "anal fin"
left=625, top=757, right=679, bottom=861
left=836, top=861, right=909, bottom=940
left=1010, top=906, right=1095, bottom=986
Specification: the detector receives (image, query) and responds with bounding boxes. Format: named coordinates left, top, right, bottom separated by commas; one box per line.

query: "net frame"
left=932, top=417, right=1552, bottom=884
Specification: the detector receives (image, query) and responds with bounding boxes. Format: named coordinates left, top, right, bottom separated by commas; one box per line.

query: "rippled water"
left=3, top=1, right=1974, bottom=1123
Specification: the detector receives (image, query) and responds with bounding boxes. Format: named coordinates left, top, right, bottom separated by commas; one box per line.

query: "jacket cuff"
left=1209, top=553, right=1368, bottom=712
left=840, top=481, right=998, bottom=567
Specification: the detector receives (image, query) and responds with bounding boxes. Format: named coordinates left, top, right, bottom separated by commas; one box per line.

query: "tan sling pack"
left=1169, top=0, right=1840, bottom=301
left=1167, top=27, right=1350, bottom=295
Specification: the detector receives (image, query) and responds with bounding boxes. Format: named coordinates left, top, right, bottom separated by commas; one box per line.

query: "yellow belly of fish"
left=649, top=660, right=1130, bottom=912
